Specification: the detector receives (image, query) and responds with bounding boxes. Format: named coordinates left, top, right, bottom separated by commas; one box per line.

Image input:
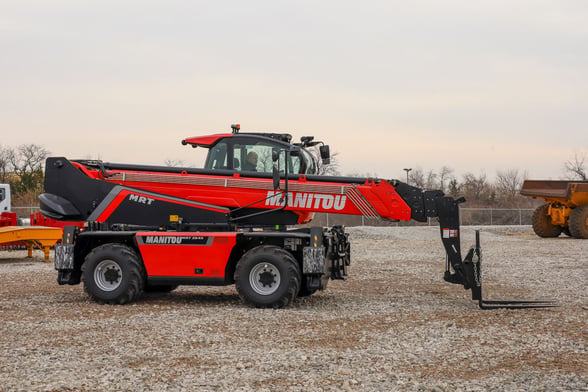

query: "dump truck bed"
left=520, top=180, right=588, bottom=207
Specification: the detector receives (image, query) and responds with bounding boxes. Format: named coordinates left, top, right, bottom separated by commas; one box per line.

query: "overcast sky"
left=1, top=0, right=586, bottom=181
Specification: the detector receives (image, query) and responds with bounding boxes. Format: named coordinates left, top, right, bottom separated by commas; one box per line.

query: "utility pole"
left=403, top=168, right=412, bottom=184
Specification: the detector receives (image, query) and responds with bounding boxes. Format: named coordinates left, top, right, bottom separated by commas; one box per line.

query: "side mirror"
left=272, top=164, right=280, bottom=189
left=320, top=145, right=330, bottom=165
left=272, top=149, right=279, bottom=162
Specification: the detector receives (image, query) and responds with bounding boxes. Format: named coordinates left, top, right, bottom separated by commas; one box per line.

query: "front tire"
left=568, top=206, right=588, bottom=239
left=235, top=246, right=301, bottom=308
left=82, top=243, right=146, bottom=304
left=532, top=204, right=562, bottom=238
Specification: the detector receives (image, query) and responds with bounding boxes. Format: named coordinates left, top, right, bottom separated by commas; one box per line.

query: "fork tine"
left=479, top=300, right=559, bottom=310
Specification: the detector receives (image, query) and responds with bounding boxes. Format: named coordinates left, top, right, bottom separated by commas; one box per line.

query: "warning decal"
left=442, top=228, right=459, bottom=239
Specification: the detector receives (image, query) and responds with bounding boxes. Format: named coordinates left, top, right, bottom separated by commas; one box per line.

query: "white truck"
left=0, top=183, right=11, bottom=214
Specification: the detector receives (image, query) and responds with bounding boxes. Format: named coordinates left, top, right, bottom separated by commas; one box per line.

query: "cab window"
left=234, top=141, right=275, bottom=173
left=204, top=142, right=228, bottom=169
left=234, top=141, right=312, bottom=174
left=203, top=137, right=317, bottom=175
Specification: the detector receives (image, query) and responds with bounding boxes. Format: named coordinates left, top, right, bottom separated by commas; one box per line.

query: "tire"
left=234, top=246, right=301, bottom=308
left=532, top=204, right=562, bottom=238
left=568, top=206, right=588, bottom=239
left=81, top=243, right=146, bottom=304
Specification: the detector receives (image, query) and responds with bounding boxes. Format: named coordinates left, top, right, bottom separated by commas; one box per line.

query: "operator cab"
left=182, top=124, right=329, bottom=175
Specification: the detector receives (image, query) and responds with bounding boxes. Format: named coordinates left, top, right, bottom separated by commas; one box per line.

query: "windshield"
left=203, top=137, right=317, bottom=175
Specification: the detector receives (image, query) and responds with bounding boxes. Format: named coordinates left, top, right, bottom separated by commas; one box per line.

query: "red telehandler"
left=41, top=125, right=554, bottom=309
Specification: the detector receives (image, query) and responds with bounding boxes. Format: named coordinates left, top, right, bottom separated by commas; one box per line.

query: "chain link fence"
left=307, top=208, right=535, bottom=227
left=11, top=206, right=40, bottom=218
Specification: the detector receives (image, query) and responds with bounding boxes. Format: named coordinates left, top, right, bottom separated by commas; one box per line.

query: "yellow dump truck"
left=520, top=180, right=588, bottom=239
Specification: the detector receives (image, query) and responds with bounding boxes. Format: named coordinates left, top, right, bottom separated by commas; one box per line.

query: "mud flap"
left=55, top=226, right=81, bottom=285
left=302, top=227, right=328, bottom=291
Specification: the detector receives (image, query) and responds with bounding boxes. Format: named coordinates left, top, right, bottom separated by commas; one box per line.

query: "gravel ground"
left=0, top=225, right=586, bottom=392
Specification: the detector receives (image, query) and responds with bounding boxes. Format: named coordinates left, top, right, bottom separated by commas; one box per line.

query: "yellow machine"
left=521, top=180, right=588, bottom=238
left=1, top=184, right=64, bottom=261
left=0, top=226, right=63, bottom=262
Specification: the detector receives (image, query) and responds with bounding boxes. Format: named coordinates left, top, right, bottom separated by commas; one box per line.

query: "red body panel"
left=136, top=232, right=237, bottom=278
left=183, top=133, right=233, bottom=147
left=73, top=162, right=412, bottom=224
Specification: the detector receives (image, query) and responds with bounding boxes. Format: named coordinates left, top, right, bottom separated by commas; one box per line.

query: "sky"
left=1, top=0, right=587, bottom=182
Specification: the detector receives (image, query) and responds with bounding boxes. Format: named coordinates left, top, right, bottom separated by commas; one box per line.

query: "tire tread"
left=235, top=245, right=301, bottom=308
left=532, top=204, right=562, bottom=238
left=81, top=243, right=145, bottom=304
left=568, top=206, right=588, bottom=239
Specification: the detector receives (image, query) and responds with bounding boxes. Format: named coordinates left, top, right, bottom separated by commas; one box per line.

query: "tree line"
left=0, top=143, right=586, bottom=209
left=406, top=167, right=537, bottom=208
left=0, top=144, right=50, bottom=206
left=405, top=152, right=586, bottom=208
left=316, top=149, right=587, bottom=209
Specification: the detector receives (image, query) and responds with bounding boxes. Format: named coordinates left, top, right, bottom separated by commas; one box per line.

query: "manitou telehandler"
left=41, top=125, right=554, bottom=309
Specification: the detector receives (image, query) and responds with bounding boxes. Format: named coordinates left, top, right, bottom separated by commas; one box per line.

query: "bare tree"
left=0, top=145, right=12, bottom=184
left=8, top=144, right=50, bottom=198
left=495, top=168, right=530, bottom=207
left=346, top=170, right=379, bottom=179
left=564, top=152, right=587, bottom=180
left=409, top=167, right=426, bottom=188
left=447, top=178, right=461, bottom=198
left=425, top=169, right=438, bottom=190
left=164, top=159, right=186, bottom=167
left=309, top=147, right=340, bottom=176
left=496, top=169, right=527, bottom=198
left=438, top=166, right=454, bottom=193
left=461, top=172, right=495, bottom=206
left=408, top=167, right=453, bottom=191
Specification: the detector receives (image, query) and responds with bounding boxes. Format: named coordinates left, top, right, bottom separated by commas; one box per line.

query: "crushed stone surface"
left=0, top=226, right=586, bottom=391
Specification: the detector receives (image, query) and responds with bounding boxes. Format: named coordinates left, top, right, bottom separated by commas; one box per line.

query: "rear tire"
left=532, top=204, right=562, bottom=238
left=235, top=246, right=301, bottom=308
left=568, top=206, right=588, bottom=239
left=82, top=243, right=145, bottom=304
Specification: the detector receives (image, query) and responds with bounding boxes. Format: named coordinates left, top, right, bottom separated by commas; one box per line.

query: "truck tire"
left=568, top=206, right=588, bottom=239
left=235, top=246, right=301, bottom=308
left=532, top=204, right=562, bottom=238
left=81, top=243, right=146, bottom=304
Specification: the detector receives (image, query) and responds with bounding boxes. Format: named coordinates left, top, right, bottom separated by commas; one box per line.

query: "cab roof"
left=182, top=133, right=233, bottom=148
left=182, top=132, right=293, bottom=148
